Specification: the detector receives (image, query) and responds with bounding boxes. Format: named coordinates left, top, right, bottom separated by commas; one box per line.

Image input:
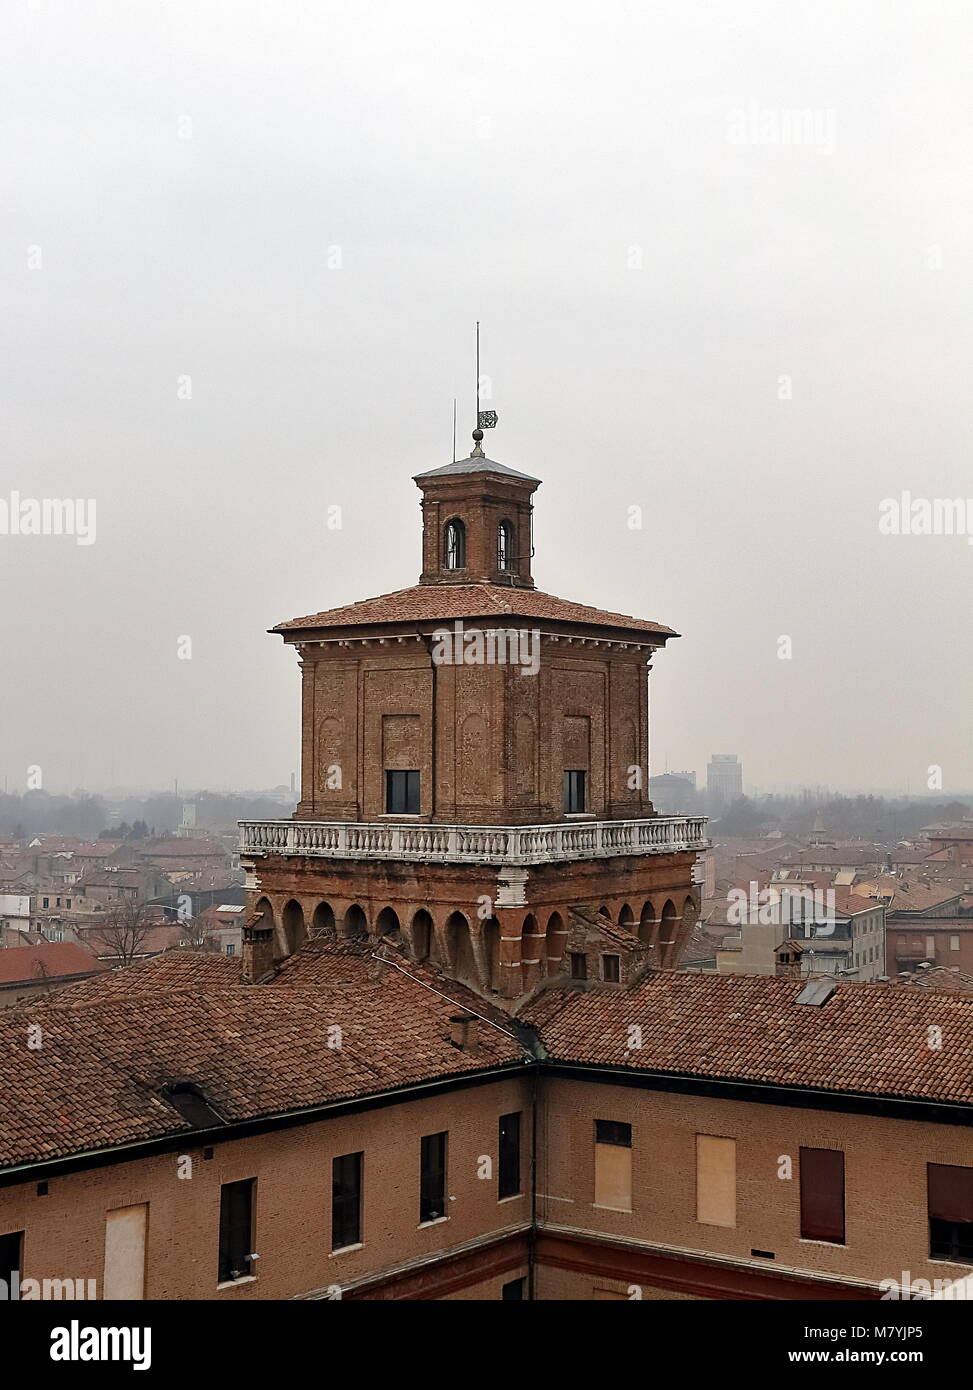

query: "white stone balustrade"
left=239, top=816, right=707, bottom=866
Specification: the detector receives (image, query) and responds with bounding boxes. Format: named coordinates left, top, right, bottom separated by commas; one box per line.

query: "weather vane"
left=472, top=320, right=498, bottom=455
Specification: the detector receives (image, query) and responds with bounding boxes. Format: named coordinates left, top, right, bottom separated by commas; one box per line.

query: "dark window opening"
left=420, top=1131, right=447, bottom=1224
left=928, top=1163, right=973, bottom=1260
left=569, top=952, right=587, bottom=980
left=602, top=954, right=620, bottom=982
left=164, top=1083, right=225, bottom=1129
left=385, top=769, right=420, bottom=815
left=444, top=519, right=466, bottom=570
left=499, top=1112, right=522, bottom=1200
left=800, top=1147, right=845, bottom=1244
left=502, top=1277, right=526, bottom=1300
left=497, top=520, right=514, bottom=571
left=564, top=770, right=586, bottom=813
left=332, top=1151, right=363, bottom=1250
left=218, top=1178, right=255, bottom=1283
left=595, top=1120, right=632, bottom=1148
left=0, top=1231, right=23, bottom=1284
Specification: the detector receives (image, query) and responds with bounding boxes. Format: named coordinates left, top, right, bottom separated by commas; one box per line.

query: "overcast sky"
left=1, top=0, right=970, bottom=798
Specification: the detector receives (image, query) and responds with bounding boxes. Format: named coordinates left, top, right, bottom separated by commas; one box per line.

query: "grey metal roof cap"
left=414, top=456, right=541, bottom=483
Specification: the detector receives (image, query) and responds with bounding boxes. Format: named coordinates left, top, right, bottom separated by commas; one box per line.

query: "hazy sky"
left=2, top=0, right=971, bottom=797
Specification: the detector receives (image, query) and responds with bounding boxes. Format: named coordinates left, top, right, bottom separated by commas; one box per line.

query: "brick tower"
left=240, top=431, right=706, bottom=1001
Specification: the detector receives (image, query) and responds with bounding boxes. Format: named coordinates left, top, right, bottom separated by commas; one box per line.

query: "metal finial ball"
left=472, top=428, right=483, bottom=441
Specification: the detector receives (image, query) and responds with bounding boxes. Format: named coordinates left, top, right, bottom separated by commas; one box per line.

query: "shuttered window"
left=696, top=1135, right=736, bottom=1228
left=799, top=1147, right=845, bottom=1244
left=928, top=1163, right=973, bottom=1260
left=594, top=1120, right=632, bottom=1211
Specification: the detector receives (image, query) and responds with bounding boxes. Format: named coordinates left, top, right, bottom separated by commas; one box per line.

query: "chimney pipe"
left=449, top=1014, right=479, bottom=1054
left=242, top=917, right=275, bottom=984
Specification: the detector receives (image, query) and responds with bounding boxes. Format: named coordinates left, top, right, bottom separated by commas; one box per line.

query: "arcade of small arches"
left=250, top=893, right=699, bottom=998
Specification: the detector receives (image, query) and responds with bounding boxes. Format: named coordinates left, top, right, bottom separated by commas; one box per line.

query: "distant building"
left=648, top=772, right=701, bottom=814
left=0, top=941, right=104, bottom=1008
left=0, top=893, right=31, bottom=945
left=716, top=886, right=886, bottom=980
left=707, top=754, right=743, bottom=811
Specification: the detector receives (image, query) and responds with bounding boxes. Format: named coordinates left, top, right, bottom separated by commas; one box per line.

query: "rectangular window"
left=696, top=1135, right=736, bottom=1227
left=0, top=1231, right=23, bottom=1285
left=928, top=1163, right=973, bottom=1261
left=602, top=954, right=620, bottom=982
left=498, top=1112, right=522, bottom=1200
left=563, top=770, right=586, bottom=814
left=386, top=769, right=420, bottom=815
left=950, top=936, right=960, bottom=952
left=331, top=1152, right=363, bottom=1251
left=42, top=897, right=48, bottom=909
left=218, top=1178, right=255, bottom=1283
left=925, top=936, right=935, bottom=958
left=104, top=1204, right=148, bottom=1300
left=501, top=1277, right=525, bottom=1300
left=800, top=1147, right=845, bottom=1244
left=420, top=1131, right=447, bottom=1224
left=569, top=952, right=587, bottom=980
left=594, top=1120, right=632, bottom=1211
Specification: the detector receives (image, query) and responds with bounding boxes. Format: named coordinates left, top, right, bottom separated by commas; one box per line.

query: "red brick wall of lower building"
left=536, top=1077, right=973, bottom=1293
left=0, top=1077, right=531, bottom=1301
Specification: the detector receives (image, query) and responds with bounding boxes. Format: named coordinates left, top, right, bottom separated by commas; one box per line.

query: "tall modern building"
left=706, top=753, right=743, bottom=811
left=240, top=432, right=707, bottom=992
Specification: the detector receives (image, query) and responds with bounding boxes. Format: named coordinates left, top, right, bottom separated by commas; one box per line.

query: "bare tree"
left=88, top=898, right=154, bottom=966
left=178, top=913, right=220, bottom=953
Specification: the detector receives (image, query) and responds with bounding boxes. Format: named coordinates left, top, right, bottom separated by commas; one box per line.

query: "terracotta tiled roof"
left=523, top=970, right=973, bottom=1107
left=569, top=908, right=644, bottom=951
left=9, top=934, right=973, bottom=1175
left=273, top=583, right=676, bottom=638
left=0, top=942, right=103, bottom=987
left=0, top=941, right=525, bottom=1170
left=829, top=888, right=884, bottom=916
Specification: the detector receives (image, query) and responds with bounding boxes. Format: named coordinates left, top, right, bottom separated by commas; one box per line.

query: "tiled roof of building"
left=413, top=455, right=540, bottom=483
left=138, top=837, right=228, bottom=857
left=274, top=584, right=676, bottom=637
left=829, top=887, right=884, bottom=916
left=925, top=824, right=973, bottom=841
left=778, top=848, right=882, bottom=869
left=8, top=936, right=973, bottom=1174
left=862, top=878, right=964, bottom=914
left=892, top=965, right=973, bottom=994
left=569, top=908, right=644, bottom=951
left=0, top=940, right=524, bottom=1171
left=0, top=942, right=104, bottom=987
left=523, top=969, right=973, bottom=1107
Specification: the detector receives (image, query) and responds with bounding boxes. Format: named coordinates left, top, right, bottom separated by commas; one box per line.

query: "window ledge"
left=798, top=1238, right=846, bottom=1249
left=418, top=1216, right=449, bottom=1229
left=592, top=1204, right=633, bottom=1214
left=498, top=1192, right=524, bottom=1205
left=329, top=1242, right=364, bottom=1258
left=217, top=1275, right=257, bottom=1290
left=564, top=813, right=596, bottom=821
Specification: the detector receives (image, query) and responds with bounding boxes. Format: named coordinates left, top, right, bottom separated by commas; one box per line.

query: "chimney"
left=242, top=917, right=275, bottom=984
left=449, top=1014, right=479, bottom=1054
